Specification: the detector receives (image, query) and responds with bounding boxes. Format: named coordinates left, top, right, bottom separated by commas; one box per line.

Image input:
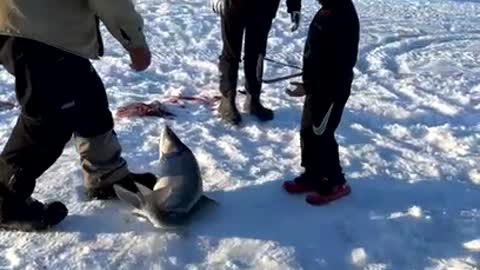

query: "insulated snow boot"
left=0, top=197, right=68, bottom=231
left=218, top=97, right=242, bottom=125
left=244, top=94, right=273, bottom=121
left=86, top=172, right=157, bottom=200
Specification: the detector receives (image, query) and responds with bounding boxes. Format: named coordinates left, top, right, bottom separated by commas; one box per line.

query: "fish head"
left=160, top=125, right=187, bottom=159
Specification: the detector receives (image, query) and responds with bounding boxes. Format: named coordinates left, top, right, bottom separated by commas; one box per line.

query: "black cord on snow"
left=237, top=56, right=302, bottom=94
left=264, top=57, right=302, bottom=70
left=262, top=72, right=303, bottom=84
left=238, top=72, right=303, bottom=94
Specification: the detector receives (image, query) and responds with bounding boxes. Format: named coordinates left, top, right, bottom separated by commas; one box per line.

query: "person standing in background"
left=210, top=0, right=302, bottom=125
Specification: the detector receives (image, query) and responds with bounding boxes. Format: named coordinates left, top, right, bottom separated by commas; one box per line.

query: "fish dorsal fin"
left=114, top=184, right=144, bottom=209
left=135, top=182, right=153, bottom=197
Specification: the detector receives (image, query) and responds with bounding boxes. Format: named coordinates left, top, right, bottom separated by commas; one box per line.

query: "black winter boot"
left=218, top=55, right=242, bottom=125
left=86, top=172, right=157, bottom=200
left=218, top=96, right=242, bottom=125
left=0, top=197, right=68, bottom=231
left=244, top=94, right=274, bottom=121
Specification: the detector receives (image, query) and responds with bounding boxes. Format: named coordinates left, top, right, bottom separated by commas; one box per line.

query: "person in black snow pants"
left=0, top=0, right=158, bottom=231
left=210, top=0, right=302, bottom=125
left=283, top=0, right=360, bottom=205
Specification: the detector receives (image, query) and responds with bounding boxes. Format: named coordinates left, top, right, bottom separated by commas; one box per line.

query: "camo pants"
left=0, top=36, right=128, bottom=200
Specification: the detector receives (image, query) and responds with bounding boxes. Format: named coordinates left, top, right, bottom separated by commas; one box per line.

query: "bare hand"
left=290, top=11, right=301, bottom=32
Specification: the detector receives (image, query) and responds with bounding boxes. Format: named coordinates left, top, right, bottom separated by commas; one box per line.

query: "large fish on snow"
left=114, top=125, right=216, bottom=228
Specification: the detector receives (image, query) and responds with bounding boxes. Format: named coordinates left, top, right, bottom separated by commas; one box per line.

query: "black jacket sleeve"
left=302, top=9, right=335, bottom=93
left=286, top=0, right=301, bottom=13
left=302, top=3, right=359, bottom=94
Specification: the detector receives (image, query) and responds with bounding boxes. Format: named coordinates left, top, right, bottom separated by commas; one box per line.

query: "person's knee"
left=219, top=52, right=241, bottom=66
left=73, top=106, right=114, bottom=138
left=74, top=130, right=128, bottom=188
left=75, top=130, right=121, bottom=161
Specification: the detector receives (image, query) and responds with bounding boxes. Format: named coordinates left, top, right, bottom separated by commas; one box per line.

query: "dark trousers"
left=219, top=0, right=281, bottom=99
left=0, top=37, right=114, bottom=200
left=300, top=80, right=352, bottom=183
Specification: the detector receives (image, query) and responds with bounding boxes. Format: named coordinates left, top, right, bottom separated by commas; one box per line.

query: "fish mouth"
left=161, top=125, right=172, bottom=141
left=160, top=125, right=185, bottom=157
left=160, top=125, right=175, bottom=154
left=163, top=125, right=174, bottom=138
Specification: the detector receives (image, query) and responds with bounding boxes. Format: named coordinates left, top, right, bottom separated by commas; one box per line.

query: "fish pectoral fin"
left=114, top=184, right=144, bottom=209
left=134, top=182, right=153, bottom=197
left=200, top=195, right=218, bottom=205
left=182, top=195, right=218, bottom=223
left=152, top=185, right=174, bottom=207
left=190, top=195, right=218, bottom=213
left=131, top=209, right=149, bottom=220
left=196, top=195, right=219, bottom=212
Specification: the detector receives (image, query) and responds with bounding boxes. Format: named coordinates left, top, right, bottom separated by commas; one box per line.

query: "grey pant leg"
left=74, top=130, right=129, bottom=189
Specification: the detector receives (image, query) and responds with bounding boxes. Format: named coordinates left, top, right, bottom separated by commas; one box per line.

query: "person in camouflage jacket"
left=0, top=0, right=157, bottom=231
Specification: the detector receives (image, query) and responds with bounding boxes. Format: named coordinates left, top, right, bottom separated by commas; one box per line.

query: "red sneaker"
left=283, top=174, right=318, bottom=194
left=306, top=184, right=351, bottom=206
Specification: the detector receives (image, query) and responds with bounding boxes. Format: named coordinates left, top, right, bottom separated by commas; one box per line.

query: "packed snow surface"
left=0, top=0, right=479, bottom=269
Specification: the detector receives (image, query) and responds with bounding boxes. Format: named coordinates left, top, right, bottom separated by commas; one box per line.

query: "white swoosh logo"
left=312, top=103, right=334, bottom=136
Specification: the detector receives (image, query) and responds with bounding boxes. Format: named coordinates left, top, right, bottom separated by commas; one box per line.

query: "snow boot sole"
left=282, top=180, right=317, bottom=194
left=306, top=185, right=351, bottom=206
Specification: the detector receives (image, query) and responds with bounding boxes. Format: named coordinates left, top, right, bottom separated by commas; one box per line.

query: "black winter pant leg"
left=218, top=0, right=280, bottom=98
left=243, top=0, right=280, bottom=96
left=69, top=56, right=113, bottom=138
left=300, top=80, right=352, bottom=182
left=0, top=37, right=113, bottom=200
left=219, top=1, right=246, bottom=99
left=0, top=114, right=73, bottom=200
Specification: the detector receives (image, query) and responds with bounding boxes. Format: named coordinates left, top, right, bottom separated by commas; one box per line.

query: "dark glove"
left=289, top=11, right=301, bottom=32
left=286, top=81, right=306, bottom=97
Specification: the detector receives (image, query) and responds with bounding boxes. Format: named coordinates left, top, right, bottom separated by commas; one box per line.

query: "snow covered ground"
left=0, top=0, right=480, bottom=268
